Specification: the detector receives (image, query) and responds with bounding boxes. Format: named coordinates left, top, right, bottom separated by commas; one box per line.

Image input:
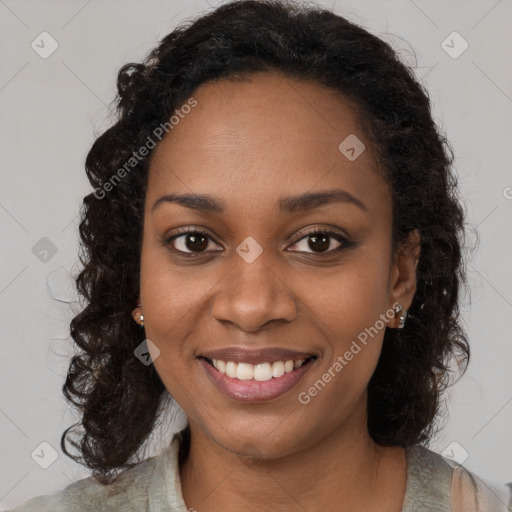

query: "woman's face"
left=140, top=71, right=418, bottom=457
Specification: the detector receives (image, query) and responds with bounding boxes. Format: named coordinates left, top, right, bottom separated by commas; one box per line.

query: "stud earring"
left=132, top=303, right=144, bottom=327
left=394, top=303, right=407, bottom=329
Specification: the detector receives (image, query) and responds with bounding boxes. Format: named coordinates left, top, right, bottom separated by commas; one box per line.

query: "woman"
left=9, top=0, right=511, bottom=510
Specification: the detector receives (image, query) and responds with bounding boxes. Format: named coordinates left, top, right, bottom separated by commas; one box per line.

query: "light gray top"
left=7, top=434, right=512, bottom=511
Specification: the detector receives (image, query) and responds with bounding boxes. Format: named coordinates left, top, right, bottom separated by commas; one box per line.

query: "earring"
left=132, top=304, right=144, bottom=327
left=394, top=303, right=407, bottom=329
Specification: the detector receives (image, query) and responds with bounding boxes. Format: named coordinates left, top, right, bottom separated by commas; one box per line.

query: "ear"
left=388, top=229, right=421, bottom=327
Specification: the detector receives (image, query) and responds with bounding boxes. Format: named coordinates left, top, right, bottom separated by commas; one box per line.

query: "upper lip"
left=198, top=347, right=317, bottom=365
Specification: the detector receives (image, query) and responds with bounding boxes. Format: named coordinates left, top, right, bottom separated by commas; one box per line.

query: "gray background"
left=1, top=0, right=511, bottom=508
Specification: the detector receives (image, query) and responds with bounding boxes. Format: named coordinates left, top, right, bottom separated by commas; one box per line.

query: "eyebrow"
left=151, top=188, right=367, bottom=215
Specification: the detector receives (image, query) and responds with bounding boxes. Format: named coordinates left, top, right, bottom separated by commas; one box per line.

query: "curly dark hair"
left=61, top=0, right=470, bottom=484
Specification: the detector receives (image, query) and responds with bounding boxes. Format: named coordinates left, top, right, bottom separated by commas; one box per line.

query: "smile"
left=209, top=357, right=312, bottom=381
left=198, top=355, right=317, bottom=402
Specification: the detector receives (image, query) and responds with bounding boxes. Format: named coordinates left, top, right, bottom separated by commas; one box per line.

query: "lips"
left=198, top=346, right=316, bottom=365
left=198, top=355, right=317, bottom=402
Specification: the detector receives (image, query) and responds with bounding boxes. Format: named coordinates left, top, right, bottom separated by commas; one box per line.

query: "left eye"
left=289, top=230, right=346, bottom=254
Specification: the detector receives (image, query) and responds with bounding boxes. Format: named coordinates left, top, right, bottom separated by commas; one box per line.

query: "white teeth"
left=210, top=358, right=310, bottom=380
left=225, top=361, right=237, bottom=378
left=272, top=361, right=285, bottom=378
left=236, top=363, right=254, bottom=380
left=284, top=360, right=294, bottom=372
left=253, top=363, right=273, bottom=381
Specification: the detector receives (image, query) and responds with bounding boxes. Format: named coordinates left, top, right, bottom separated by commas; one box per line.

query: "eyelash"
left=163, top=227, right=352, bottom=257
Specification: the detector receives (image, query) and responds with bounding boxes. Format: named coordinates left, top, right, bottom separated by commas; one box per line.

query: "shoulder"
left=6, top=453, right=161, bottom=512
left=402, top=444, right=454, bottom=511
left=450, top=464, right=512, bottom=512
left=402, top=445, right=512, bottom=511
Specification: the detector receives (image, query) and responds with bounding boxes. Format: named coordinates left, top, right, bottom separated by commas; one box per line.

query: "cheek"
left=302, top=248, right=392, bottom=342
left=292, top=279, right=391, bottom=436
left=139, top=242, right=190, bottom=378
left=139, top=235, right=205, bottom=335
left=297, top=245, right=392, bottom=390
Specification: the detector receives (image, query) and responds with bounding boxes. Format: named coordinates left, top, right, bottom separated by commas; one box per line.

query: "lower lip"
left=198, top=357, right=316, bottom=402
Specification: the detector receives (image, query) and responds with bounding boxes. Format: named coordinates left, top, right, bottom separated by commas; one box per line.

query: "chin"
left=207, top=422, right=313, bottom=460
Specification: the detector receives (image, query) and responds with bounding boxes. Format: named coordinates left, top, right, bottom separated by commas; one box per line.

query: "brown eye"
left=308, top=233, right=331, bottom=252
left=183, top=233, right=208, bottom=252
left=289, top=230, right=347, bottom=254
left=166, top=230, right=221, bottom=254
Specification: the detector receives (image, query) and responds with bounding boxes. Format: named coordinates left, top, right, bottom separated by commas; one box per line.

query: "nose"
left=211, top=252, right=298, bottom=332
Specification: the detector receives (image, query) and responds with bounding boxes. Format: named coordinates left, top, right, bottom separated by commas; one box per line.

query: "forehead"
left=146, top=71, right=389, bottom=217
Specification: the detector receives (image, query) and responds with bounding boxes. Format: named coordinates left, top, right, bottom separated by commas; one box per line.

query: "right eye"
left=164, top=229, right=223, bottom=255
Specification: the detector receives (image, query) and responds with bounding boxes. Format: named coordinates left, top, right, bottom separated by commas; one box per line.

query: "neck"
left=178, top=398, right=407, bottom=512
